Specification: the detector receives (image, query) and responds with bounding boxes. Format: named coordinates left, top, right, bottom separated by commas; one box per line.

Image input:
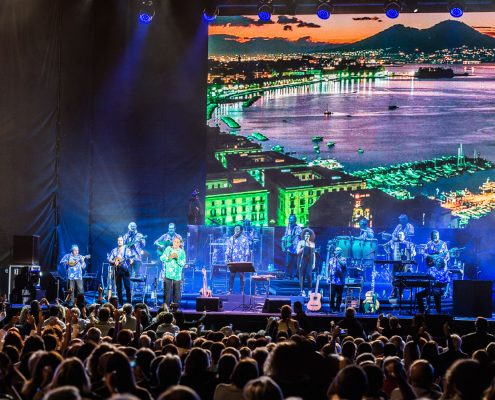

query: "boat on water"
left=323, top=109, right=332, bottom=116
left=388, top=105, right=399, bottom=111
left=251, top=132, right=269, bottom=142
left=312, top=136, right=324, bottom=143
left=357, top=148, right=364, bottom=154
left=271, top=145, right=284, bottom=153
left=327, top=141, right=335, bottom=148
left=415, top=67, right=454, bottom=79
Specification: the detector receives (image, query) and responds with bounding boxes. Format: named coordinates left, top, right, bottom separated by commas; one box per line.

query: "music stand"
left=228, top=262, right=255, bottom=311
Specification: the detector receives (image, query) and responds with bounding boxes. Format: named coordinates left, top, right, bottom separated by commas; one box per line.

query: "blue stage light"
left=316, top=2, right=333, bottom=20
left=384, top=1, right=401, bottom=18
left=138, top=1, right=155, bottom=24
left=203, top=2, right=219, bottom=22
left=449, top=2, right=464, bottom=17
left=258, top=2, right=273, bottom=21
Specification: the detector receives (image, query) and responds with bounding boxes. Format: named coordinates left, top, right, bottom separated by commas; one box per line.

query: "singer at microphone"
left=296, top=228, right=316, bottom=297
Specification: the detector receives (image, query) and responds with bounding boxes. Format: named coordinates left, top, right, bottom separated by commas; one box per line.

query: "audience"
left=1, top=298, right=495, bottom=400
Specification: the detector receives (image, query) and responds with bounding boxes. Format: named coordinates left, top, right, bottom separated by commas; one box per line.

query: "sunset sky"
left=209, top=13, right=495, bottom=44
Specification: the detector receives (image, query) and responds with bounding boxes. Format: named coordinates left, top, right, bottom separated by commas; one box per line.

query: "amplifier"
left=196, top=297, right=223, bottom=312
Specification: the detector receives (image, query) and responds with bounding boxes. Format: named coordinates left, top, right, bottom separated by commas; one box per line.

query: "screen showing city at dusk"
left=206, top=13, right=495, bottom=233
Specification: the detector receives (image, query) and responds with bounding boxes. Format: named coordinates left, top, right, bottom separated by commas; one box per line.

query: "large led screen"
left=206, top=13, right=495, bottom=233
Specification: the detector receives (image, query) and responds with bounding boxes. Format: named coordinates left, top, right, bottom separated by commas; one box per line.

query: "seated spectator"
left=337, top=308, right=365, bottom=339
left=327, top=365, right=368, bottom=400
left=213, top=358, right=259, bottom=400
left=461, top=317, right=495, bottom=356
left=443, top=359, right=484, bottom=399
left=179, top=348, right=216, bottom=400
left=156, top=313, right=180, bottom=337
left=276, top=305, right=299, bottom=337
left=390, top=359, right=441, bottom=400
left=121, top=304, right=139, bottom=331
left=243, top=376, right=283, bottom=400
left=104, top=350, right=152, bottom=400
left=43, top=306, right=66, bottom=331
left=42, top=385, right=81, bottom=400
left=152, top=354, right=182, bottom=397
left=158, top=385, right=200, bottom=400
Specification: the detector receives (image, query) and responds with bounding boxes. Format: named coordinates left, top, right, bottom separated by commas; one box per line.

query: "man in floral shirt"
left=160, top=237, right=186, bottom=306
left=226, top=224, right=250, bottom=294
left=60, top=245, right=87, bottom=303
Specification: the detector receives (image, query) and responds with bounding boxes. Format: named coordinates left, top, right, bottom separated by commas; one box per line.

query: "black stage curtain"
left=0, top=0, right=207, bottom=273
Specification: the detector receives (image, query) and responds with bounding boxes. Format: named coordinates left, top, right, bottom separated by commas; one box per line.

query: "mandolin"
left=67, top=254, right=91, bottom=267
left=200, top=267, right=212, bottom=297
left=306, top=275, right=322, bottom=312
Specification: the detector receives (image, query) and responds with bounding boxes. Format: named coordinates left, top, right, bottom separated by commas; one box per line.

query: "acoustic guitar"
left=200, top=267, right=212, bottom=297
left=306, top=275, right=322, bottom=312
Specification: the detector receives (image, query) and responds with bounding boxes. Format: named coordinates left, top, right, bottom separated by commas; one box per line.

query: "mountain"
left=208, top=34, right=339, bottom=55
left=208, top=20, right=495, bottom=55
left=339, top=20, right=495, bottom=52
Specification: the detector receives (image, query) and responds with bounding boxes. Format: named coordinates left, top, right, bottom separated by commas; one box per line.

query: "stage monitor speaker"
left=453, top=280, right=492, bottom=318
left=196, top=297, right=223, bottom=312
left=262, top=298, right=291, bottom=313
left=13, top=235, right=40, bottom=265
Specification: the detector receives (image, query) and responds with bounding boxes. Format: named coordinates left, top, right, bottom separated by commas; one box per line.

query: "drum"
left=352, top=239, right=378, bottom=260
left=334, top=236, right=352, bottom=258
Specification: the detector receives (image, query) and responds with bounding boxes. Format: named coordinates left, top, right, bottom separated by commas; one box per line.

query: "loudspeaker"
left=13, top=235, right=40, bottom=265
left=453, top=280, right=492, bottom=318
left=196, top=297, right=223, bottom=312
left=262, top=298, right=291, bottom=313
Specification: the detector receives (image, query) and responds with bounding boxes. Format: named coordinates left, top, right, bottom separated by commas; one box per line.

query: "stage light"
left=203, top=0, right=219, bottom=22
left=203, top=7, right=219, bottom=22
left=384, top=0, right=401, bottom=18
left=258, top=1, right=273, bottom=21
left=138, top=0, right=155, bottom=24
left=449, top=1, right=464, bottom=17
left=316, top=0, right=334, bottom=20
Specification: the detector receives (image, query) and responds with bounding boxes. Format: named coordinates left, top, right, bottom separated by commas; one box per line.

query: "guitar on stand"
left=200, top=267, right=212, bottom=297
left=307, top=275, right=322, bottom=312
left=363, top=265, right=380, bottom=313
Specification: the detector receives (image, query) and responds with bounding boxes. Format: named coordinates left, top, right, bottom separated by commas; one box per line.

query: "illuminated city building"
left=225, top=151, right=307, bottom=186
left=208, top=127, right=262, bottom=168
left=205, top=171, right=269, bottom=226
left=265, top=166, right=366, bottom=226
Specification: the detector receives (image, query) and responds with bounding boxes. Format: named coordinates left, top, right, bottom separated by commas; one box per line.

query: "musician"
left=154, top=223, right=183, bottom=255
left=123, top=222, right=146, bottom=277
left=386, top=231, right=416, bottom=298
left=357, top=217, right=374, bottom=239
left=417, top=257, right=450, bottom=314
left=282, top=214, right=302, bottom=280
left=60, top=245, right=86, bottom=303
left=160, top=237, right=186, bottom=306
left=108, top=236, right=134, bottom=305
left=392, top=214, right=415, bottom=241
left=226, top=224, right=250, bottom=294
left=297, top=228, right=316, bottom=297
left=425, top=230, right=450, bottom=267
left=327, top=247, right=346, bottom=312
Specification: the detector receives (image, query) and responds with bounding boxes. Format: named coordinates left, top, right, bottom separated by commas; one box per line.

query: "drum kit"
left=327, top=236, right=465, bottom=287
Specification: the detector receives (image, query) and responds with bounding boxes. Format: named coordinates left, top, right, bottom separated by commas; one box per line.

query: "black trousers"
left=299, top=257, right=313, bottom=292
left=115, top=269, right=131, bottom=305
left=417, top=284, right=446, bottom=314
left=286, top=252, right=298, bottom=278
left=164, top=278, right=182, bottom=305
left=330, top=284, right=344, bottom=311
left=229, top=272, right=245, bottom=293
